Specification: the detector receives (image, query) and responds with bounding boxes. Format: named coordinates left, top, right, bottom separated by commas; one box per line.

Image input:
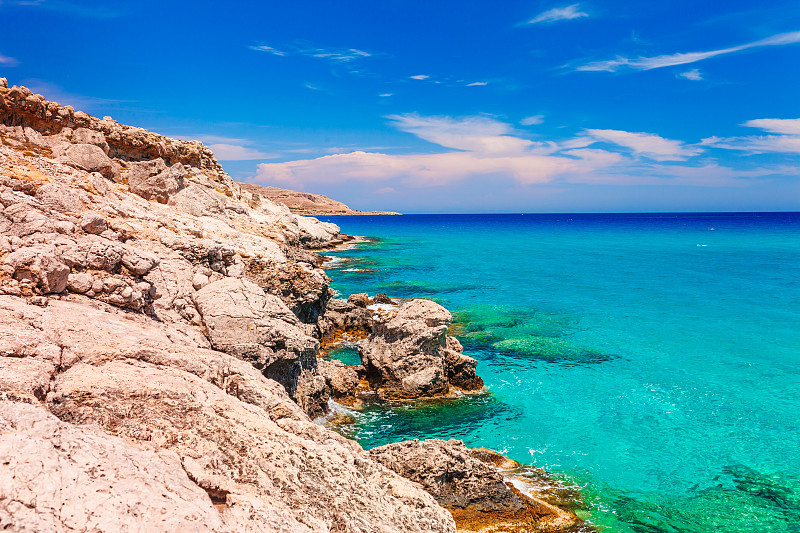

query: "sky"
left=1, top=0, right=799, bottom=213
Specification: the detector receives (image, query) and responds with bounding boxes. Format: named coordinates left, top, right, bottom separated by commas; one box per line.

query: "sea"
left=315, top=212, right=800, bottom=533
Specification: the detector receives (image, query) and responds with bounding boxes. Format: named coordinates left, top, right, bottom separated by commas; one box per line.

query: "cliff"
left=0, top=77, right=587, bottom=533
left=239, top=183, right=401, bottom=216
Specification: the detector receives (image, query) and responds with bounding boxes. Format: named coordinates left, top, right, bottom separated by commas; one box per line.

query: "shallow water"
left=317, top=213, right=800, bottom=532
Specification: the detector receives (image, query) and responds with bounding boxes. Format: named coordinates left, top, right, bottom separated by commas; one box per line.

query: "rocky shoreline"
left=239, top=183, right=401, bottom=217
left=0, top=78, right=591, bottom=532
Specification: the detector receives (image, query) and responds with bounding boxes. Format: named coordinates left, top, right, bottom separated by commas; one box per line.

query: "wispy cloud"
left=0, top=53, right=19, bottom=66
left=702, top=117, right=800, bottom=154
left=249, top=45, right=287, bottom=56
left=387, top=113, right=538, bottom=155
left=586, top=129, right=703, bottom=161
left=743, top=118, right=800, bottom=135
left=678, top=68, right=703, bottom=81
left=249, top=43, right=372, bottom=63
left=253, top=114, right=776, bottom=192
left=528, top=4, right=589, bottom=24
left=576, top=30, right=800, bottom=72
left=379, top=93, right=393, bottom=97
left=208, top=144, right=275, bottom=161
left=409, top=74, right=430, bottom=80
left=466, top=81, right=488, bottom=86
left=520, top=115, right=545, bottom=126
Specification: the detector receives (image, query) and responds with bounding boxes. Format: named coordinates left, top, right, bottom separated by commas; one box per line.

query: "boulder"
left=63, top=143, right=119, bottom=181
left=168, top=183, right=225, bottom=217
left=80, top=211, right=108, bottom=234
left=66, top=272, right=93, bottom=293
left=193, top=277, right=319, bottom=396
left=442, top=336, right=484, bottom=391
left=60, top=237, right=158, bottom=276
left=359, top=299, right=453, bottom=399
left=294, top=368, right=329, bottom=419
left=317, top=297, right=372, bottom=340
left=254, top=260, right=333, bottom=324
left=368, top=439, right=586, bottom=533
left=348, top=292, right=370, bottom=308
left=61, top=237, right=123, bottom=271
left=4, top=244, right=69, bottom=293
left=318, top=358, right=359, bottom=398
left=369, top=439, right=525, bottom=512
left=126, top=158, right=185, bottom=203
left=71, top=127, right=110, bottom=154
left=119, top=244, right=159, bottom=275
left=34, top=183, right=83, bottom=214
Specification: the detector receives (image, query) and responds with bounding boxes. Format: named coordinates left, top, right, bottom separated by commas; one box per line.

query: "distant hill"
left=238, top=183, right=400, bottom=216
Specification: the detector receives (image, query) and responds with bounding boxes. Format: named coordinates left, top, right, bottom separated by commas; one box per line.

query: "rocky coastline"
left=0, top=78, right=590, bottom=532
left=239, top=183, right=401, bottom=216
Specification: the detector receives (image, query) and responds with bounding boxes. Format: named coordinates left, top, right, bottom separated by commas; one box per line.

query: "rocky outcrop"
left=126, top=158, right=185, bottom=202
left=240, top=182, right=401, bottom=216
left=0, top=80, right=461, bottom=532
left=368, top=439, right=588, bottom=533
left=0, top=83, right=231, bottom=187
left=254, top=260, right=333, bottom=324
left=359, top=299, right=484, bottom=400
left=0, top=79, right=579, bottom=533
left=0, top=295, right=456, bottom=532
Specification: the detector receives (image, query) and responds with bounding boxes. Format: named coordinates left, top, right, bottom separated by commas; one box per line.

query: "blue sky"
left=2, top=0, right=799, bottom=212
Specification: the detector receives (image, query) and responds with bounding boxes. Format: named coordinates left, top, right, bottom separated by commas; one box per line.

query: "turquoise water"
left=317, top=213, right=800, bottom=533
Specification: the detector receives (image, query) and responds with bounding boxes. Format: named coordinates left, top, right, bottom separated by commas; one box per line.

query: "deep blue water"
left=316, top=213, right=800, bottom=533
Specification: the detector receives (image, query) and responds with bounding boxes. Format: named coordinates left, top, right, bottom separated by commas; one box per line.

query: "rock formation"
left=358, top=299, right=484, bottom=400
left=0, top=78, right=584, bottom=532
left=368, top=439, right=589, bottom=533
left=239, top=182, right=401, bottom=216
left=0, top=80, right=457, bottom=532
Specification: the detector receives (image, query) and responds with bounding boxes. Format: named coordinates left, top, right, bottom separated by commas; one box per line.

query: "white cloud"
left=250, top=43, right=371, bottom=63
left=700, top=117, right=800, bottom=154
left=576, top=30, right=800, bottom=72
left=743, top=118, right=800, bottom=135
left=585, top=129, right=703, bottom=160
left=208, top=144, right=275, bottom=161
left=678, top=68, right=703, bottom=81
left=249, top=114, right=787, bottom=195
left=520, top=115, right=545, bottom=126
left=466, top=81, right=488, bottom=86
left=409, top=75, right=430, bottom=80
left=702, top=135, right=800, bottom=154
left=310, top=48, right=371, bottom=62
left=0, top=53, right=19, bottom=66
left=249, top=45, right=287, bottom=56
left=528, top=4, right=589, bottom=24
left=379, top=93, right=393, bottom=97
left=387, top=114, right=537, bottom=155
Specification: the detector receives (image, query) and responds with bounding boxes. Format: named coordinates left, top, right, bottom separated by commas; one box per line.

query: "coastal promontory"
left=0, top=78, right=586, bottom=532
